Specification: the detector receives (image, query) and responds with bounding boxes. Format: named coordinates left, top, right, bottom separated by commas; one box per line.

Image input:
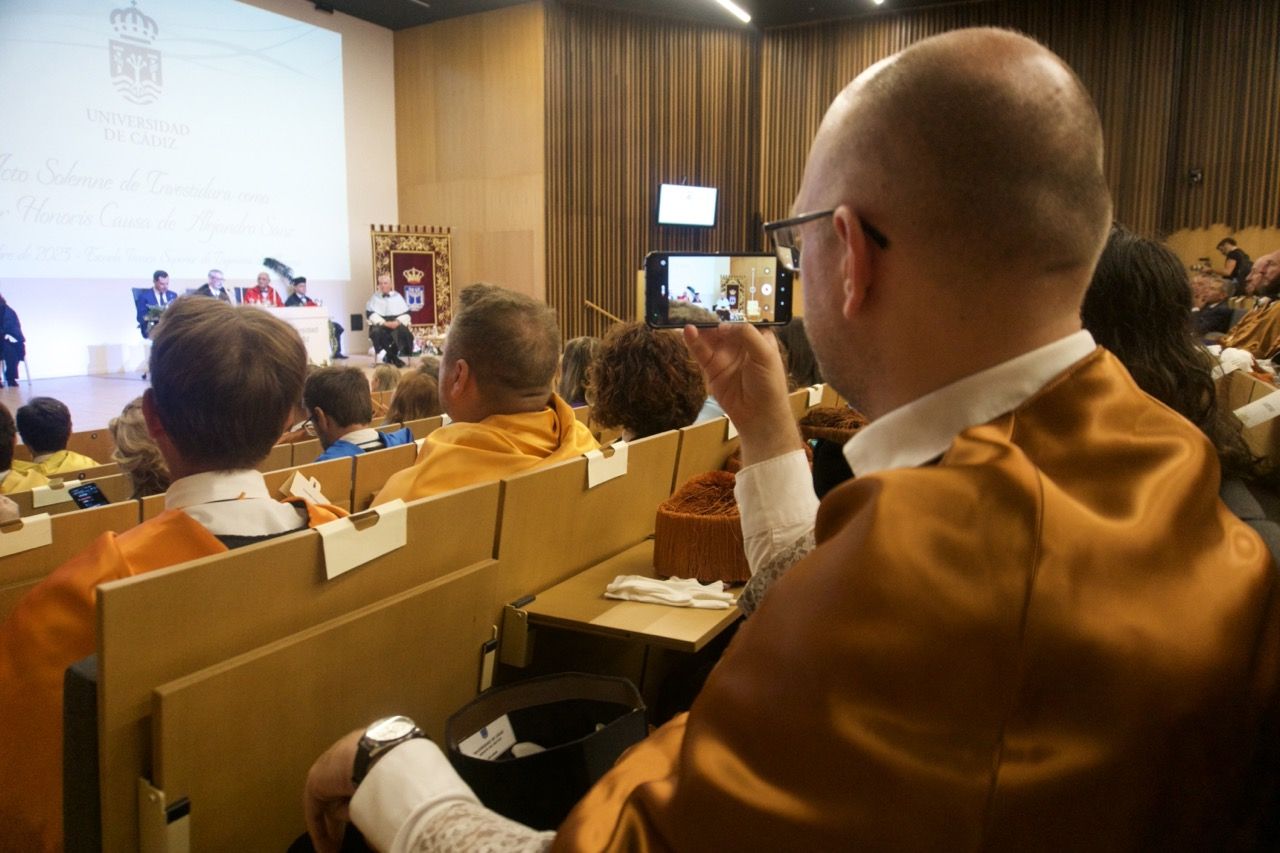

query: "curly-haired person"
left=588, top=321, right=706, bottom=440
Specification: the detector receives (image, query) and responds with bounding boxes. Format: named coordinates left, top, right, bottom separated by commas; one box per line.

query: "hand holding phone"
left=645, top=252, right=793, bottom=328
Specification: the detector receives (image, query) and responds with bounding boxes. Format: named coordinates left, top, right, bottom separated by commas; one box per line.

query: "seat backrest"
left=291, top=438, right=322, bottom=466
left=351, top=442, right=417, bottom=510
left=147, top=556, right=502, bottom=850
left=402, top=415, right=444, bottom=440
left=9, top=474, right=137, bottom=518
left=96, top=481, right=501, bottom=853
left=0, top=502, right=138, bottom=622
left=130, top=287, right=148, bottom=305
left=66, top=428, right=116, bottom=464
left=671, top=417, right=740, bottom=492
left=493, top=431, right=679, bottom=617
left=254, top=442, right=293, bottom=473
left=262, top=456, right=355, bottom=512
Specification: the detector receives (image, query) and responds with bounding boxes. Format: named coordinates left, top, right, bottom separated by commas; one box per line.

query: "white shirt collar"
left=843, top=331, right=1097, bottom=477
left=164, top=469, right=306, bottom=537
left=340, top=427, right=380, bottom=447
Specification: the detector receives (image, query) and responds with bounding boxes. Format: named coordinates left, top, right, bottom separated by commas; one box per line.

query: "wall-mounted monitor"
left=657, top=183, right=718, bottom=227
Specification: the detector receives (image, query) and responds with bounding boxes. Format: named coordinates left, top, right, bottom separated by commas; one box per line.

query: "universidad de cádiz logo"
left=108, top=1, right=162, bottom=106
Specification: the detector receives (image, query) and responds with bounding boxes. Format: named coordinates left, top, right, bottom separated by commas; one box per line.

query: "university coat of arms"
left=109, top=1, right=162, bottom=106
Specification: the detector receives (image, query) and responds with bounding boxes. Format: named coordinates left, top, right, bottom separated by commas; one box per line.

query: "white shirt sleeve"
left=733, top=449, right=820, bottom=574
left=350, top=739, right=552, bottom=853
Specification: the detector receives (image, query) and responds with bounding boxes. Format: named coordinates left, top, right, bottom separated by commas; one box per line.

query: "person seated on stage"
left=135, top=269, right=174, bottom=338
left=242, top=271, right=285, bottom=307
left=366, top=273, right=414, bottom=368
left=108, top=396, right=171, bottom=499
left=384, top=372, right=442, bottom=424
left=12, top=397, right=99, bottom=478
left=588, top=322, right=705, bottom=440
left=0, top=402, right=47, bottom=494
left=557, top=335, right=600, bottom=407
left=195, top=268, right=232, bottom=302
left=372, top=285, right=598, bottom=504
left=306, top=29, right=1280, bottom=853
left=0, top=297, right=346, bottom=853
left=0, top=291, right=25, bottom=388
left=1191, top=274, right=1233, bottom=338
left=305, top=367, right=413, bottom=461
left=287, top=277, right=348, bottom=359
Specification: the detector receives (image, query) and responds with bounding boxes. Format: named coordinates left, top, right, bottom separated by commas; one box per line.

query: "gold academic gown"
left=554, top=349, right=1280, bottom=852
left=373, top=394, right=599, bottom=504
left=0, top=500, right=344, bottom=853
left=1220, top=301, right=1280, bottom=357
left=12, top=449, right=100, bottom=478
left=0, top=467, right=47, bottom=494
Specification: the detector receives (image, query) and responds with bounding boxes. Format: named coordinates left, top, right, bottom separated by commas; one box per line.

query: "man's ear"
left=450, top=358, right=472, bottom=397
left=832, top=204, right=876, bottom=321
left=141, top=388, right=167, bottom=443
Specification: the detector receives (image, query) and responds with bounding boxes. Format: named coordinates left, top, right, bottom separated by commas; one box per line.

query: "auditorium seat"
left=92, top=482, right=502, bottom=852
left=0, top=502, right=138, bottom=621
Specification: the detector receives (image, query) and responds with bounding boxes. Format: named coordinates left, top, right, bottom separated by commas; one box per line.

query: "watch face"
left=367, top=715, right=417, bottom=743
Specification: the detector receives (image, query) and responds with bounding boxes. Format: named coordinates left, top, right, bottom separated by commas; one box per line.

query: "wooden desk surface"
left=522, top=540, right=741, bottom=653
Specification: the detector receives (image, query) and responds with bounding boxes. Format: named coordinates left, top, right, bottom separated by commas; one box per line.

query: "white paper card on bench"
left=458, top=713, right=516, bottom=761
left=1235, top=392, right=1280, bottom=429
left=31, top=482, right=74, bottom=508
left=316, top=499, right=408, bottom=580
left=807, top=384, right=824, bottom=407
left=282, top=471, right=330, bottom=506
left=440, top=413, right=453, bottom=427
left=0, top=513, right=53, bottom=557
left=586, top=441, right=629, bottom=488
left=415, top=437, right=427, bottom=452
left=725, top=418, right=738, bottom=440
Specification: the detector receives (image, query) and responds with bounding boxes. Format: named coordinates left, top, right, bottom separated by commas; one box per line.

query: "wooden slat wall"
left=544, top=2, right=760, bottom=339
left=394, top=3, right=547, bottom=300
left=759, top=0, right=1186, bottom=237
left=1171, top=0, right=1280, bottom=230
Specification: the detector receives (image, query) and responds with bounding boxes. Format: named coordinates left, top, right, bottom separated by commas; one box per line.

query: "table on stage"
left=261, top=306, right=330, bottom=366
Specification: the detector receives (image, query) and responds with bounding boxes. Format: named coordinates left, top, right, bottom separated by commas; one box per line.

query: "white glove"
left=3, top=335, right=16, bottom=343
left=394, top=314, right=411, bottom=326
left=604, top=575, right=735, bottom=609
left=368, top=313, right=386, bottom=326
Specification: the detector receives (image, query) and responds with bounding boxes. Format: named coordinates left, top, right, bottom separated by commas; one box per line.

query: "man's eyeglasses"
left=763, top=209, right=889, bottom=272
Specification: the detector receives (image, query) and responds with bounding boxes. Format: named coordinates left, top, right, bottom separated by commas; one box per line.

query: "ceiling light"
left=712, top=0, right=751, bottom=23
left=872, top=0, right=885, bottom=5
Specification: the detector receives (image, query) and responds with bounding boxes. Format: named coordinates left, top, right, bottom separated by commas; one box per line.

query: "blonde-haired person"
left=557, top=336, right=600, bottom=407
left=384, top=372, right=442, bottom=424
left=108, top=397, right=171, bottom=499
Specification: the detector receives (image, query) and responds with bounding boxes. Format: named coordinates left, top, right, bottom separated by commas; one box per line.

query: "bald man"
left=1219, top=249, right=1280, bottom=356
left=304, top=30, right=1280, bottom=851
left=242, top=271, right=285, bottom=307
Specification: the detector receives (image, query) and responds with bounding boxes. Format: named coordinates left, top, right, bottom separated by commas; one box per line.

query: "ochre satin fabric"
left=12, top=449, right=101, bottom=478
left=0, top=500, right=344, bottom=853
left=553, top=349, right=1280, bottom=851
left=1220, top=301, right=1280, bottom=357
left=373, top=394, right=599, bottom=505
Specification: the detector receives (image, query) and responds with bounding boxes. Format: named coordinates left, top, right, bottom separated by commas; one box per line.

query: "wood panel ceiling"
left=315, top=0, right=990, bottom=31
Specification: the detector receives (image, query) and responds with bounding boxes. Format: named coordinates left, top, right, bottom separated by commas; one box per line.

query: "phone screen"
left=68, top=483, right=110, bottom=509
left=645, top=252, right=793, bottom=328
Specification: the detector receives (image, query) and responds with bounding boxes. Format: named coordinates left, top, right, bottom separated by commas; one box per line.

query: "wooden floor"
left=0, top=355, right=383, bottom=432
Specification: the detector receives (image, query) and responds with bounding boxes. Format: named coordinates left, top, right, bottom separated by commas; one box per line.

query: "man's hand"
left=683, top=323, right=803, bottom=467
left=304, top=728, right=363, bottom=853
left=385, top=320, right=400, bottom=329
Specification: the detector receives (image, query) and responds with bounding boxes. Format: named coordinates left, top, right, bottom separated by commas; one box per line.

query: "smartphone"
left=644, top=252, right=793, bottom=328
left=68, top=483, right=110, bottom=509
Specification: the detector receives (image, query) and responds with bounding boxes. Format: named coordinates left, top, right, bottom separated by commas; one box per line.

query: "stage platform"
left=0, top=354, right=389, bottom=433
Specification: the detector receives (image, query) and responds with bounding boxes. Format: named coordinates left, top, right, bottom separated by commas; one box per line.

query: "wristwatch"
left=352, top=715, right=426, bottom=786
